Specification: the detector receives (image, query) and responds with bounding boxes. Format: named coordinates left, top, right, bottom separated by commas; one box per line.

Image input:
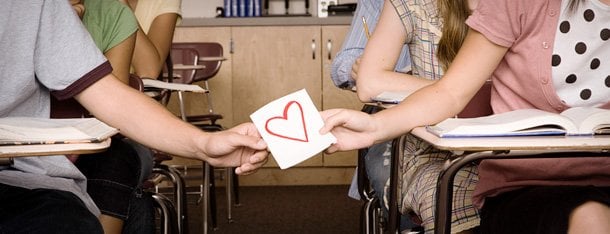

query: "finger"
left=225, top=133, right=267, bottom=151
left=249, top=150, right=269, bottom=164
left=325, top=145, right=338, bottom=154
left=319, top=110, right=346, bottom=134
left=235, top=163, right=259, bottom=175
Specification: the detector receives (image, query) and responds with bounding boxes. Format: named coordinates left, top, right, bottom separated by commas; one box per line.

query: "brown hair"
left=436, top=0, right=582, bottom=71
left=436, top=0, right=471, bottom=71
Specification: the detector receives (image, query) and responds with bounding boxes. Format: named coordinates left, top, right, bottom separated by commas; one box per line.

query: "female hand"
left=319, top=108, right=380, bottom=153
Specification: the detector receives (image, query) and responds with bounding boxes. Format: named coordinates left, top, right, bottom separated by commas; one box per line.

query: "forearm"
left=131, top=28, right=163, bottom=78
left=75, top=75, right=210, bottom=161
left=370, top=82, right=462, bottom=143
left=356, top=68, right=434, bottom=102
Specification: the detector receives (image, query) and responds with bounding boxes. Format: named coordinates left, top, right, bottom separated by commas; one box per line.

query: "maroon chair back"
left=457, top=80, right=493, bottom=118
left=170, top=42, right=223, bottom=84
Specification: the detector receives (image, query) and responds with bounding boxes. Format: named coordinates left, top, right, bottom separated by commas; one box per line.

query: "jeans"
left=76, top=138, right=141, bottom=220
left=76, top=138, right=156, bottom=233
left=365, top=141, right=419, bottom=231
left=0, top=184, right=103, bottom=234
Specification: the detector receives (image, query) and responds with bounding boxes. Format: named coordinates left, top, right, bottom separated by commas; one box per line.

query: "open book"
left=371, top=91, right=413, bottom=104
left=426, top=107, right=610, bottom=138
left=142, top=79, right=208, bottom=93
left=0, top=117, right=118, bottom=145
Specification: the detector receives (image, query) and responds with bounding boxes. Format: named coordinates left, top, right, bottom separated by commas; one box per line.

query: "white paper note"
left=250, top=89, right=336, bottom=169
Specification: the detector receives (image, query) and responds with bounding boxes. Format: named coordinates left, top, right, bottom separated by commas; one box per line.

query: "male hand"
left=200, top=123, right=269, bottom=175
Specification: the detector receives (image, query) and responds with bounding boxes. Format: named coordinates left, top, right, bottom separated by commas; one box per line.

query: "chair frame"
left=360, top=81, right=494, bottom=234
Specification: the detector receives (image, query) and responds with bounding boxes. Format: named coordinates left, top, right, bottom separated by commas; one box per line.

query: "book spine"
left=224, top=0, right=232, bottom=17
left=254, top=0, right=261, bottom=16
left=231, top=0, right=238, bottom=17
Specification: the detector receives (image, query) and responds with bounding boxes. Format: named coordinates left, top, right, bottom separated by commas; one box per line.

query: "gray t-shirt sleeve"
left=34, top=0, right=110, bottom=99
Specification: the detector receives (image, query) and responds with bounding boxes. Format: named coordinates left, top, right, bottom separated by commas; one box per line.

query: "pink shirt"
left=465, top=0, right=610, bottom=208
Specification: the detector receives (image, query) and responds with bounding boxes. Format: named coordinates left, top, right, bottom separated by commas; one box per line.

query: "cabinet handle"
left=327, top=39, right=332, bottom=60
left=311, top=39, right=316, bottom=60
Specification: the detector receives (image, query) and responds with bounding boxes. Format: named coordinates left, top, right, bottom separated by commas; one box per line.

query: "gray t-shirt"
left=0, top=1, right=113, bottom=216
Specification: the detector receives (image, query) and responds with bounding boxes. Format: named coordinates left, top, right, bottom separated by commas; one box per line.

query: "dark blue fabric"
left=0, top=184, right=103, bottom=234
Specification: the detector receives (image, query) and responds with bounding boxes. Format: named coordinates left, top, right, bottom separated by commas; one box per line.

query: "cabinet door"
left=171, top=27, right=234, bottom=128
left=321, top=25, right=361, bottom=167
left=232, top=26, right=323, bottom=167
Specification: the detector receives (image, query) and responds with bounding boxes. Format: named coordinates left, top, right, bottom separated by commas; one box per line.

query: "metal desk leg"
left=202, top=162, right=210, bottom=234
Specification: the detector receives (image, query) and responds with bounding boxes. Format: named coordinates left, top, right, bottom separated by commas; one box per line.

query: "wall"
left=181, top=0, right=357, bottom=18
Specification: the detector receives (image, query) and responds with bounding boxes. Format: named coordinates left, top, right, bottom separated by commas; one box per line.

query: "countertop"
left=179, top=15, right=354, bottom=27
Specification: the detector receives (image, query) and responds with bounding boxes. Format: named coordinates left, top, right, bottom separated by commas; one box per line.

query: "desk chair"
left=359, top=81, right=493, bottom=234
left=50, top=75, right=182, bottom=234
left=128, top=74, right=187, bottom=234
left=169, top=42, right=239, bottom=233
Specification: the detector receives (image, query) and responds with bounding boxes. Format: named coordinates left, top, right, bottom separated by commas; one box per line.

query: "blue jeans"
left=365, top=141, right=419, bottom=230
left=0, top=184, right=103, bottom=233
left=76, top=138, right=156, bottom=233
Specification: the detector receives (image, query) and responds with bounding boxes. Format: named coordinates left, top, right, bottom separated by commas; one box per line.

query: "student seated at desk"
left=0, top=1, right=268, bottom=233
left=121, top=0, right=182, bottom=80
left=321, top=0, right=610, bottom=233
left=330, top=0, right=417, bottom=231
left=332, top=0, right=479, bottom=232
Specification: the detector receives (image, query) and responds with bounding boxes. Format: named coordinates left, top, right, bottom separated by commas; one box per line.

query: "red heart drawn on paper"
left=265, top=101, right=309, bottom=142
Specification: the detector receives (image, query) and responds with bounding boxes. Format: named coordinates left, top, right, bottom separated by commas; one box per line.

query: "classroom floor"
left=177, top=185, right=362, bottom=234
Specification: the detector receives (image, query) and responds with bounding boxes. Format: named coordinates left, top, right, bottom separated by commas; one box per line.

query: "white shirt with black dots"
left=552, top=0, right=610, bottom=107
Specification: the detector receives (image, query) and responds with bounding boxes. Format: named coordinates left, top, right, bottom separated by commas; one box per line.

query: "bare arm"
left=104, top=33, right=136, bottom=84
left=355, top=0, right=433, bottom=102
left=131, top=13, right=178, bottom=79
left=322, top=29, right=507, bottom=152
left=74, top=75, right=268, bottom=174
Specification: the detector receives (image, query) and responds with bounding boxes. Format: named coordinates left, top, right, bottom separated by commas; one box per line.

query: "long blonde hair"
left=436, top=0, right=471, bottom=71
left=436, top=0, right=582, bottom=71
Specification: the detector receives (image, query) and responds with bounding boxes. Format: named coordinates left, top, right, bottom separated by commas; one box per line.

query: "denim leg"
left=0, top=184, right=103, bottom=234
left=76, top=138, right=141, bottom=220
left=122, top=190, right=155, bottom=234
left=364, top=141, right=392, bottom=204
left=365, top=141, right=419, bottom=230
left=121, top=139, right=156, bottom=233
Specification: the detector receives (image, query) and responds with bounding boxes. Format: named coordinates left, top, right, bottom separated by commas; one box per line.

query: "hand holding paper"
left=250, top=89, right=336, bottom=169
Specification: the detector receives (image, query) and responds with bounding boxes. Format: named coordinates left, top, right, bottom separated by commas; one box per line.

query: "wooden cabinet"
left=171, top=24, right=361, bottom=185
left=231, top=26, right=323, bottom=167
left=321, top=26, right=362, bottom=167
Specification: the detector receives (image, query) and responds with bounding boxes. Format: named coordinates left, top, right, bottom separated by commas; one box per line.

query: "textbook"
left=426, top=107, right=610, bottom=138
left=142, top=79, right=207, bottom=93
left=371, top=91, right=412, bottom=104
left=0, top=117, right=118, bottom=145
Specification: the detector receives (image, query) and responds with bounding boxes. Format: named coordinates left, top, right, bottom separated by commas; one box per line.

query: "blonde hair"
left=436, top=0, right=471, bottom=71
left=436, top=0, right=582, bottom=71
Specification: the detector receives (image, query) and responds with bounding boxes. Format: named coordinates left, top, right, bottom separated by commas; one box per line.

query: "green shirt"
left=82, top=0, right=138, bottom=53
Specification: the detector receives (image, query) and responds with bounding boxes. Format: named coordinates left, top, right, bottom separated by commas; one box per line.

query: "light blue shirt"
left=330, top=0, right=411, bottom=89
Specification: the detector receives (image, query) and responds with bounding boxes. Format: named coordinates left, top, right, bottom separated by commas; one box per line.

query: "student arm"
left=74, top=75, right=268, bottom=174
left=322, top=29, right=507, bottom=152
left=131, top=13, right=179, bottom=79
left=103, top=33, right=136, bottom=84
left=356, top=0, right=433, bottom=102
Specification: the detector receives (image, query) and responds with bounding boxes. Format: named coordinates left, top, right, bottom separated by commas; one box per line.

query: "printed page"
left=0, top=118, right=118, bottom=145
left=561, top=107, right=610, bottom=135
left=142, top=79, right=208, bottom=93
left=426, top=109, right=576, bottom=137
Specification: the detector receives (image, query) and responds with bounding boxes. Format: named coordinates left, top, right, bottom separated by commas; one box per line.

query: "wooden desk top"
left=411, top=127, right=610, bottom=152
left=0, top=138, right=111, bottom=158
